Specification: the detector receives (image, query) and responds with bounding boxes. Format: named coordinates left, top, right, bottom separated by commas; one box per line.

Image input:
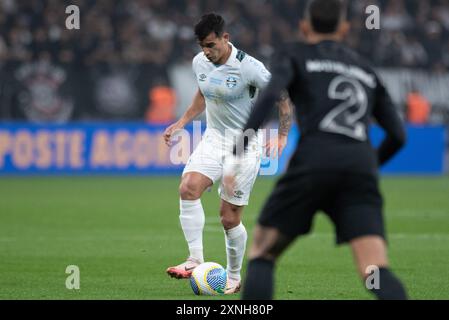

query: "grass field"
left=0, top=176, right=448, bottom=300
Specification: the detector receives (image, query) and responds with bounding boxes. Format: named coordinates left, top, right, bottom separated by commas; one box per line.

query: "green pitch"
left=0, top=176, right=448, bottom=300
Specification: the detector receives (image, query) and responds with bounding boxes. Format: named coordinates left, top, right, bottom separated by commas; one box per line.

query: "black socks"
left=368, top=267, right=408, bottom=300
left=242, top=260, right=407, bottom=300
left=241, top=258, right=275, bottom=300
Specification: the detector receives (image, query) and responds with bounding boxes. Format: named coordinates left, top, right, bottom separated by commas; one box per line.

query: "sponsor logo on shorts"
left=234, top=190, right=244, bottom=199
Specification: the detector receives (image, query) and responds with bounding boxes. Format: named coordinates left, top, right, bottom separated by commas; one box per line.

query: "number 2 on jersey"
left=319, top=75, right=368, bottom=141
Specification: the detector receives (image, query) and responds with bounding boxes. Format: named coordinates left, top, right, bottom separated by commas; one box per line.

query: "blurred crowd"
left=1, top=0, right=449, bottom=121
left=2, top=0, right=449, bottom=70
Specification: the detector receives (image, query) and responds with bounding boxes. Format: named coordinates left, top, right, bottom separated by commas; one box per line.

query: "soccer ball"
left=190, top=262, right=227, bottom=295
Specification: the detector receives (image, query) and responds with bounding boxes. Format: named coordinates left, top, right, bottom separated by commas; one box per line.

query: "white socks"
left=224, top=223, right=248, bottom=281
left=179, top=199, right=205, bottom=263
left=179, top=198, right=247, bottom=279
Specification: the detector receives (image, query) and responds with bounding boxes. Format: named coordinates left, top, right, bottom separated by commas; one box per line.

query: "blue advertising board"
left=0, top=123, right=446, bottom=175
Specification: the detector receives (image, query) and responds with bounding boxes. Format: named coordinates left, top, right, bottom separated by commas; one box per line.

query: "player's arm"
left=244, top=56, right=293, bottom=158
left=235, top=50, right=294, bottom=156
left=164, top=89, right=205, bottom=146
left=278, top=91, right=293, bottom=137
left=372, top=80, right=407, bottom=166
left=265, top=91, right=292, bottom=158
left=223, top=51, right=293, bottom=194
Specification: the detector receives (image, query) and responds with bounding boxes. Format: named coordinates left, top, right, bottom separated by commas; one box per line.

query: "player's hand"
left=265, top=135, right=288, bottom=159
left=163, top=122, right=184, bottom=146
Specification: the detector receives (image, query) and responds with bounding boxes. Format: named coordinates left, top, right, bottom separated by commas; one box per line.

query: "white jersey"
left=184, top=44, right=268, bottom=205
left=192, top=43, right=271, bottom=140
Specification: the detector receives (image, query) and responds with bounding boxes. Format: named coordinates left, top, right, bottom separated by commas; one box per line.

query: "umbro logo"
left=234, top=190, right=244, bottom=198
left=199, top=74, right=207, bottom=82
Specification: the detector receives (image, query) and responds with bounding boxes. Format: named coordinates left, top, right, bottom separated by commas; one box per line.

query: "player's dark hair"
left=306, top=0, right=347, bottom=34
left=194, top=13, right=226, bottom=41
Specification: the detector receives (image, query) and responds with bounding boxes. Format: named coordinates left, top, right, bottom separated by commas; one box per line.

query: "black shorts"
left=258, top=171, right=385, bottom=244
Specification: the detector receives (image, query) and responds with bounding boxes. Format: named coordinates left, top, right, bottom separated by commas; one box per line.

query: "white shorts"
left=182, top=130, right=262, bottom=206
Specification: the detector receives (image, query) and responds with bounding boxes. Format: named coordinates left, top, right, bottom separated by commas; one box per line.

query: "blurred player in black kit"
left=227, top=0, right=408, bottom=300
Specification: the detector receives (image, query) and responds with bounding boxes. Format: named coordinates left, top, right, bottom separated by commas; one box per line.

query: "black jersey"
left=239, top=40, right=406, bottom=175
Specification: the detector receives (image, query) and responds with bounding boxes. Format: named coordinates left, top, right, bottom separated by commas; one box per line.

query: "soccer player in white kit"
left=163, top=13, right=292, bottom=294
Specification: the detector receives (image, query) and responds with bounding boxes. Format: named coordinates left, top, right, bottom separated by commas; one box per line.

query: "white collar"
left=206, top=42, right=238, bottom=67
left=223, top=42, right=238, bottom=66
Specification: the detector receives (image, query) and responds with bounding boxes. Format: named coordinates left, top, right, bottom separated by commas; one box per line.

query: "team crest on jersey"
left=226, top=76, right=238, bottom=89
left=199, top=74, right=207, bottom=82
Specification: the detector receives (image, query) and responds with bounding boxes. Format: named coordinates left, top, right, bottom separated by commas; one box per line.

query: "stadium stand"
left=0, top=0, right=449, bottom=122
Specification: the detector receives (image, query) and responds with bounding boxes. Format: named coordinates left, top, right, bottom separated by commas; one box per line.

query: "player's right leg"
left=350, top=236, right=407, bottom=300
left=241, top=172, right=317, bottom=299
left=167, top=133, right=223, bottom=279
left=166, top=172, right=213, bottom=279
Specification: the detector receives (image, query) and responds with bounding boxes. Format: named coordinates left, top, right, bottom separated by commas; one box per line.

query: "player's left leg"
left=219, top=199, right=246, bottom=294
left=350, top=236, right=407, bottom=300
left=219, top=149, right=261, bottom=294
left=332, top=173, right=408, bottom=300
left=241, top=224, right=295, bottom=300
left=350, top=235, right=388, bottom=278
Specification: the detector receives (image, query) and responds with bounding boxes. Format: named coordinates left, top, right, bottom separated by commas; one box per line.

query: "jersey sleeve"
left=241, top=57, right=271, bottom=90
left=192, top=53, right=201, bottom=76
left=372, top=75, right=407, bottom=166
